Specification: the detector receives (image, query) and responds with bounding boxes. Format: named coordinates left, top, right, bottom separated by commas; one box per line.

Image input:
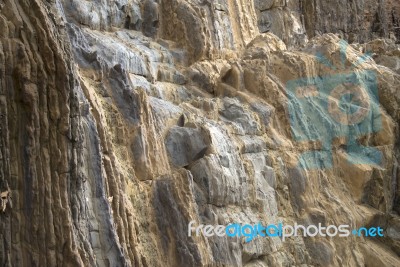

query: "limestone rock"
left=1, top=0, right=400, bottom=266
left=165, top=126, right=209, bottom=167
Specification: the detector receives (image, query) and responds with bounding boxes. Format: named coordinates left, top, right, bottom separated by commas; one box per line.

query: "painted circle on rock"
left=327, top=83, right=370, bottom=125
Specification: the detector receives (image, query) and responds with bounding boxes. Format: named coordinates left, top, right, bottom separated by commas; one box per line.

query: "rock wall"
left=0, top=0, right=399, bottom=266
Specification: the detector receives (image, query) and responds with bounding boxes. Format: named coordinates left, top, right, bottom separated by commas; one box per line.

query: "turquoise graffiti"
left=286, top=40, right=382, bottom=169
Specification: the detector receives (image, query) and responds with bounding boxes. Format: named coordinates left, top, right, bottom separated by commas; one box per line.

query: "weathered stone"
left=142, top=0, right=159, bottom=37
left=220, top=98, right=261, bottom=135
left=165, top=126, right=209, bottom=167
left=305, top=240, right=335, bottom=266
left=1, top=0, right=400, bottom=266
left=153, top=178, right=203, bottom=266
left=254, top=0, right=275, bottom=11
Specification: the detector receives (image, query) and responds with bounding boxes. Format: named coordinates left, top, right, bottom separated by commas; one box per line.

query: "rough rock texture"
left=0, top=0, right=399, bottom=267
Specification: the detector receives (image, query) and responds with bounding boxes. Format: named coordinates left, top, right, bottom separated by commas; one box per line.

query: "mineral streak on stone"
left=0, top=0, right=399, bottom=266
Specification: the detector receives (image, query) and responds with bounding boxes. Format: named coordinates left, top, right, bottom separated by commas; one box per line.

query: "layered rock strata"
left=0, top=0, right=399, bottom=266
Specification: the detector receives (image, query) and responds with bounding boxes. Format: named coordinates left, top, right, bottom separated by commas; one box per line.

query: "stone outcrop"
left=0, top=0, right=399, bottom=266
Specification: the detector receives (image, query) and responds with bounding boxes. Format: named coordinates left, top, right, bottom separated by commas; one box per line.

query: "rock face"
left=0, top=0, right=399, bottom=267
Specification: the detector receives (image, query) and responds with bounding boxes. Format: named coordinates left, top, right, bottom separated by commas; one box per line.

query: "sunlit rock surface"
left=0, top=0, right=399, bottom=266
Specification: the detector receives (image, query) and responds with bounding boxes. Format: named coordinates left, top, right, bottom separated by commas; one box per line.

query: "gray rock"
left=142, top=0, right=160, bottom=37
left=245, top=152, right=278, bottom=216
left=220, top=98, right=261, bottom=135
left=165, top=126, right=209, bottom=167
left=157, top=65, right=186, bottom=85
left=258, top=11, right=272, bottom=33
left=288, top=166, right=307, bottom=212
left=305, top=240, right=334, bottom=266
left=153, top=179, right=202, bottom=266
left=240, top=136, right=266, bottom=154
left=254, top=0, right=275, bottom=11
left=250, top=102, right=273, bottom=127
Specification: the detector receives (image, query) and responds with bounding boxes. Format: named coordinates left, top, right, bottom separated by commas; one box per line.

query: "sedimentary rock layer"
left=0, top=0, right=399, bottom=266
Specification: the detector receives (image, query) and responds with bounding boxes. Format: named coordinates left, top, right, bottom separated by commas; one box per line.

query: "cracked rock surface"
left=0, top=0, right=400, bottom=266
